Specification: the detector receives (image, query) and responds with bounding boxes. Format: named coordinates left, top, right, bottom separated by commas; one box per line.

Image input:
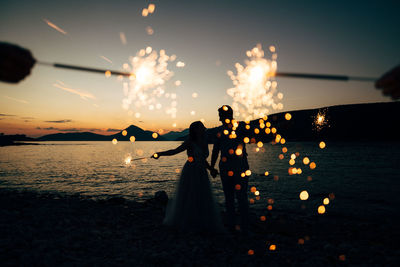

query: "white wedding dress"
left=163, top=141, right=224, bottom=232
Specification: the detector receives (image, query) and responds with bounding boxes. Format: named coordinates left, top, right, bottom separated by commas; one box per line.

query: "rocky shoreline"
left=0, top=189, right=398, bottom=266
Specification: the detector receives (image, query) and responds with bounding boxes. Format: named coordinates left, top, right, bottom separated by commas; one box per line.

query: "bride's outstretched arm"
left=152, top=141, right=187, bottom=159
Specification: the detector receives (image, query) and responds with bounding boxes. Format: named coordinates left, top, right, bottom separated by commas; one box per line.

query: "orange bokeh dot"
left=310, top=162, right=317, bottom=169
left=260, top=216, right=266, bottom=221
left=228, top=171, right=234, bottom=176
left=235, top=184, right=241, bottom=190
left=318, top=205, right=326, bottom=214
left=247, top=249, right=254, bottom=255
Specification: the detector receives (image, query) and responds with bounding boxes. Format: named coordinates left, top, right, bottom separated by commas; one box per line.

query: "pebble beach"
left=1, top=188, right=399, bottom=266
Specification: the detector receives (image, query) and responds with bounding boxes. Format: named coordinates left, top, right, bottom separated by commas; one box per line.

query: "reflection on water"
left=1, top=141, right=399, bottom=219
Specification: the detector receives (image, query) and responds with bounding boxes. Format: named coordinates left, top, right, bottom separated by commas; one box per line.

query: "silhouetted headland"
left=0, top=133, right=37, bottom=146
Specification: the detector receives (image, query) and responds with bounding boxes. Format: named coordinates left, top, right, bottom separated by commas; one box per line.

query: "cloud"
left=37, top=127, right=57, bottom=130
left=36, top=126, right=104, bottom=132
left=0, top=113, right=16, bottom=116
left=44, top=119, right=72, bottom=123
left=3, top=95, right=29, bottom=104
left=106, top=128, right=122, bottom=132
left=53, top=81, right=96, bottom=100
left=58, top=128, right=82, bottom=132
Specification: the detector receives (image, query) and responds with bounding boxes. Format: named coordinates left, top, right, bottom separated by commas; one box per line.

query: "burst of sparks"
left=43, top=19, right=67, bottom=35
left=121, top=47, right=182, bottom=119
left=227, top=44, right=282, bottom=121
left=125, top=155, right=132, bottom=164
left=313, top=109, right=329, bottom=131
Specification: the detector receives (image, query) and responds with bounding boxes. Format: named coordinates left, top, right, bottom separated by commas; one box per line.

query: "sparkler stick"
left=37, top=61, right=377, bottom=82
left=128, top=157, right=148, bottom=161
left=274, top=72, right=377, bottom=82
left=37, top=61, right=134, bottom=77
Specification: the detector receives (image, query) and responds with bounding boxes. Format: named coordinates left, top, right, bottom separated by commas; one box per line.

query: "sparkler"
left=312, top=109, right=329, bottom=131
left=121, top=47, right=182, bottom=119
left=37, top=62, right=376, bottom=82
left=227, top=44, right=281, bottom=120
left=125, top=156, right=148, bottom=163
left=228, top=44, right=377, bottom=120
left=37, top=61, right=133, bottom=77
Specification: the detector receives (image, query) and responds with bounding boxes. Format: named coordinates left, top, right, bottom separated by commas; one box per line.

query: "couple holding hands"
left=152, top=105, right=249, bottom=234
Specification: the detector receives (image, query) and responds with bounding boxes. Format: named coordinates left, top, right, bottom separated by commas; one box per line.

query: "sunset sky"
left=1, top=0, right=399, bottom=137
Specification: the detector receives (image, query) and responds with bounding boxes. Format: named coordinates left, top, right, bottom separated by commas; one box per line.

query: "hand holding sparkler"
left=0, top=42, right=35, bottom=83
left=375, top=65, right=400, bottom=100
left=151, top=153, right=160, bottom=159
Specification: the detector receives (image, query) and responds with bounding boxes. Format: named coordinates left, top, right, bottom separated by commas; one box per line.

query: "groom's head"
left=218, top=105, right=233, bottom=124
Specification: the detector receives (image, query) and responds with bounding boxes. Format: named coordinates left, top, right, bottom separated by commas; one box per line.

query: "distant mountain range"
left=35, top=124, right=188, bottom=141
left=37, top=124, right=168, bottom=141
left=1, top=102, right=399, bottom=145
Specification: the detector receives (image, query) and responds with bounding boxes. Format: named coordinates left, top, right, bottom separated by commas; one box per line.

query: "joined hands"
left=209, top=168, right=219, bottom=178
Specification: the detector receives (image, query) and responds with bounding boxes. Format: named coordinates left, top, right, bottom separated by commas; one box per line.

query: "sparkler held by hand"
left=37, top=60, right=376, bottom=82
left=37, top=61, right=135, bottom=78
left=2, top=42, right=399, bottom=100
left=124, top=156, right=151, bottom=164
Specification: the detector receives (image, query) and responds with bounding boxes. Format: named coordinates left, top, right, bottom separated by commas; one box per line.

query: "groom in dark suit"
left=210, top=105, right=249, bottom=234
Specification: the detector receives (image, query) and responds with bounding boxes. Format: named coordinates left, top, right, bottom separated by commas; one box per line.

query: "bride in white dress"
left=152, top=121, right=223, bottom=233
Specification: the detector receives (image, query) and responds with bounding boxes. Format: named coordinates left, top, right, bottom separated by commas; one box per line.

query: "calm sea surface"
left=1, top=141, right=399, bottom=219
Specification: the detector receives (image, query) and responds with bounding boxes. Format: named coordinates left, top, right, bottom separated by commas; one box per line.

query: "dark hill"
left=269, top=101, right=400, bottom=142
left=162, top=129, right=189, bottom=141
left=38, top=125, right=167, bottom=141
left=203, top=102, right=400, bottom=143
left=110, top=125, right=166, bottom=141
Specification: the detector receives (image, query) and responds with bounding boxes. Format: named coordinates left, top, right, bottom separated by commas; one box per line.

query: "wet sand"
left=0, top=189, right=398, bottom=266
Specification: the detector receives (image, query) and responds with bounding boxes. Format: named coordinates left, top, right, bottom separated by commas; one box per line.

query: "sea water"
left=1, top=141, right=399, bottom=220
